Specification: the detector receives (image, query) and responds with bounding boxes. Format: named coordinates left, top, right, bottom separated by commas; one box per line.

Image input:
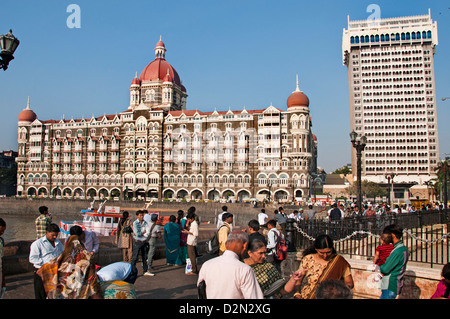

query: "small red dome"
left=131, top=76, right=141, bottom=86
left=287, top=91, right=309, bottom=108
left=163, top=70, right=173, bottom=83
left=156, top=40, right=165, bottom=48
left=18, top=108, right=37, bottom=122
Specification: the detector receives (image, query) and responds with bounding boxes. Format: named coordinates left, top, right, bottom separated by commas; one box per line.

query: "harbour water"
left=0, top=215, right=66, bottom=242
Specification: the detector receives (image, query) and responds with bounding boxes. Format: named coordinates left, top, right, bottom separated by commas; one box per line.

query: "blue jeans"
left=380, top=289, right=397, bottom=299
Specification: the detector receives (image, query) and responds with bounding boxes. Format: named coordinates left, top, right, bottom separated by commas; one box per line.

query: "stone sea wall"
left=0, top=197, right=264, bottom=227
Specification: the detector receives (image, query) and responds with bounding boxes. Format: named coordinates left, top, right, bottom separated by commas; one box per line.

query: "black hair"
left=186, top=212, right=196, bottom=220
left=69, top=225, right=83, bottom=236
left=120, top=211, right=129, bottom=226
left=315, top=280, right=353, bottom=299
left=248, top=239, right=266, bottom=253
left=222, top=212, right=233, bottom=221
left=248, top=219, right=260, bottom=231
left=441, top=263, right=450, bottom=281
left=47, top=223, right=60, bottom=233
left=39, top=206, right=48, bottom=214
left=267, top=220, right=276, bottom=228
left=382, top=224, right=403, bottom=240
left=303, top=234, right=336, bottom=257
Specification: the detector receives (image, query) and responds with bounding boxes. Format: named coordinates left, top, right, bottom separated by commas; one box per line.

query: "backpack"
left=271, top=229, right=288, bottom=261
left=329, top=208, right=341, bottom=221
left=206, top=225, right=227, bottom=255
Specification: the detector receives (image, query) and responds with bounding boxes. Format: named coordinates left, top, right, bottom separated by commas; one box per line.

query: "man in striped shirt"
left=35, top=206, right=52, bottom=240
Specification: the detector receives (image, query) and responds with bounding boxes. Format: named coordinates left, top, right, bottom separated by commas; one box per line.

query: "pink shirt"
left=198, top=250, right=264, bottom=299
left=431, top=279, right=449, bottom=299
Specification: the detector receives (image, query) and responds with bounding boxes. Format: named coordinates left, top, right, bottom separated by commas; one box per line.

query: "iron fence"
left=290, top=209, right=450, bottom=268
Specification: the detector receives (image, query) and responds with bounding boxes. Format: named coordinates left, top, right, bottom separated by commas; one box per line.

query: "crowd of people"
left=0, top=203, right=449, bottom=300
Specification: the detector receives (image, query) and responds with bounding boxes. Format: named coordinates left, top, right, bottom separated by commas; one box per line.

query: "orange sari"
left=37, top=235, right=102, bottom=299
left=298, top=254, right=351, bottom=299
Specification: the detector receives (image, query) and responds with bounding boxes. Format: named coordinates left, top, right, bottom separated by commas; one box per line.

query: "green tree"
left=0, top=167, right=17, bottom=186
left=346, top=180, right=387, bottom=200
left=331, top=166, right=352, bottom=175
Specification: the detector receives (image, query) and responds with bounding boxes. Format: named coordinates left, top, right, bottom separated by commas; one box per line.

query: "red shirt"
left=375, top=244, right=394, bottom=266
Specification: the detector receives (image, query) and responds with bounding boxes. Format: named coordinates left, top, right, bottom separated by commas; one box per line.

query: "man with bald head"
left=197, top=231, right=263, bottom=299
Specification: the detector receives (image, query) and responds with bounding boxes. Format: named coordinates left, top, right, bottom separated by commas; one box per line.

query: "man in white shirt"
left=68, top=225, right=99, bottom=255
left=266, top=220, right=283, bottom=272
left=131, top=210, right=149, bottom=275
left=183, top=212, right=199, bottom=275
left=257, top=209, right=269, bottom=227
left=197, top=231, right=263, bottom=299
left=216, top=206, right=229, bottom=229
left=288, top=210, right=302, bottom=222
left=145, top=214, right=161, bottom=276
left=29, top=223, right=64, bottom=299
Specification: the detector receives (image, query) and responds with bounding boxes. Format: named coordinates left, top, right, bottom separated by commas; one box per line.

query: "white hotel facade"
left=342, top=10, right=440, bottom=186
left=16, top=38, right=319, bottom=202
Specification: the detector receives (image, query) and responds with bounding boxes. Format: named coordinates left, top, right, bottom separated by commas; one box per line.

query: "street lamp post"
left=350, top=131, right=367, bottom=213
left=0, top=30, right=20, bottom=71
left=291, top=178, right=297, bottom=203
left=385, top=172, right=395, bottom=207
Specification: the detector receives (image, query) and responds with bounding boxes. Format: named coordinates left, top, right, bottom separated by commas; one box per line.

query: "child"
left=374, top=233, right=394, bottom=267
left=431, top=263, right=450, bottom=299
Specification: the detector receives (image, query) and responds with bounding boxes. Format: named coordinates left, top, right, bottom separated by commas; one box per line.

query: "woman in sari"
left=244, top=240, right=303, bottom=299
left=37, top=235, right=102, bottom=299
left=293, top=234, right=354, bottom=299
left=177, top=210, right=188, bottom=264
left=115, top=211, right=133, bottom=262
left=164, top=215, right=182, bottom=265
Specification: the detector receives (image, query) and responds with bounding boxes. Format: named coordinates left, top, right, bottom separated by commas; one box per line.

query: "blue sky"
left=1, top=0, right=449, bottom=172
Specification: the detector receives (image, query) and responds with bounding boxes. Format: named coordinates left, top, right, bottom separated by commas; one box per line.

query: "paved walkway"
left=3, top=254, right=214, bottom=299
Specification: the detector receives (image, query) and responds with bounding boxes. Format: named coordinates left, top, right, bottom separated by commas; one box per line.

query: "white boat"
left=59, top=201, right=122, bottom=238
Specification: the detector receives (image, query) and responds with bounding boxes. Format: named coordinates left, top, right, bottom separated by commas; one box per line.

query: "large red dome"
left=138, top=38, right=185, bottom=92
left=139, top=58, right=182, bottom=86
left=287, top=91, right=309, bottom=108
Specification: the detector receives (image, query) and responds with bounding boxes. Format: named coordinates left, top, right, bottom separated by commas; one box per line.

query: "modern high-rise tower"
left=342, top=9, right=439, bottom=185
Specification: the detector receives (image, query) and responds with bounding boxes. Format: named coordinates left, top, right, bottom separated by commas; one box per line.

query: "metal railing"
left=289, top=209, right=450, bottom=268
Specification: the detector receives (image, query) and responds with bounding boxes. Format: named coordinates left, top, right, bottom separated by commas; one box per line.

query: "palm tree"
left=435, top=160, right=449, bottom=209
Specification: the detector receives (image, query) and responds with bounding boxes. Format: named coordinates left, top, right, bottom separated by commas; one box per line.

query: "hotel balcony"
left=111, top=144, right=120, bottom=151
